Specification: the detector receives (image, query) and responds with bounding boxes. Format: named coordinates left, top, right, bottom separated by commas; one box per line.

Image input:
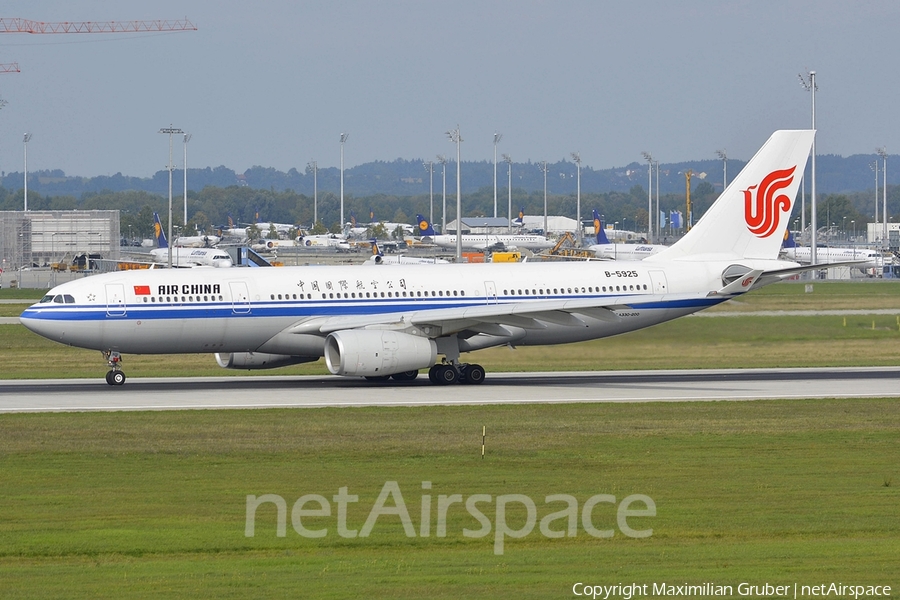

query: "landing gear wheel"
left=461, top=363, right=485, bottom=385
left=106, top=370, right=126, bottom=386
left=428, top=364, right=441, bottom=384
left=436, top=364, right=459, bottom=385
left=391, top=370, right=419, bottom=382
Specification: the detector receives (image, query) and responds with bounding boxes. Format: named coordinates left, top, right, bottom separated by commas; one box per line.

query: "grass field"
left=0, top=281, right=898, bottom=597
left=0, top=400, right=898, bottom=598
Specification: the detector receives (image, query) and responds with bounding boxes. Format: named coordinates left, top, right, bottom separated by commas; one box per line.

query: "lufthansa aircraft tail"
left=592, top=209, right=611, bottom=244
left=514, top=207, right=525, bottom=226
left=782, top=229, right=797, bottom=249
left=153, top=212, right=168, bottom=249
left=415, top=215, right=436, bottom=236
left=648, top=130, right=814, bottom=262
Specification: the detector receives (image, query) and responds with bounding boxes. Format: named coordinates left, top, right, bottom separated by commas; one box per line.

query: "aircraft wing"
left=286, top=293, right=691, bottom=339
left=755, top=260, right=870, bottom=287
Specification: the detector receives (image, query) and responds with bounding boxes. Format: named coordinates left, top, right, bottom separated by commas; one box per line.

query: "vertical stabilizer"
left=153, top=212, right=168, bottom=249
left=592, top=209, right=611, bottom=244
left=648, top=130, right=814, bottom=261
left=415, top=215, right=436, bottom=236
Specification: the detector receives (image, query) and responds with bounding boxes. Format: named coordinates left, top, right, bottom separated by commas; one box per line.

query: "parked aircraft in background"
left=174, top=230, right=221, bottom=248
left=418, top=215, right=554, bottom=251
left=150, top=213, right=233, bottom=268
left=781, top=231, right=882, bottom=271
left=24, top=130, right=830, bottom=387
left=364, top=240, right=449, bottom=265
left=297, top=233, right=351, bottom=250
left=586, top=210, right=668, bottom=260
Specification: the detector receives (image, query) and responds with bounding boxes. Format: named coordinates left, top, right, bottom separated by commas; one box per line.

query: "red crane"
left=0, top=18, right=196, bottom=34
left=0, top=18, right=196, bottom=72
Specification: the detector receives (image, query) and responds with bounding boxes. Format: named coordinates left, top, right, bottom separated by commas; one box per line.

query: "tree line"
left=0, top=180, right=893, bottom=242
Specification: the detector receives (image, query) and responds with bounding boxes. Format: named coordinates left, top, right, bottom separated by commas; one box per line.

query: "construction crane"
left=0, top=18, right=196, bottom=34
left=0, top=18, right=196, bottom=72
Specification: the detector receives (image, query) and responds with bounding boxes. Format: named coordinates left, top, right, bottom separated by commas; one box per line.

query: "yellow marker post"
left=481, top=426, right=485, bottom=459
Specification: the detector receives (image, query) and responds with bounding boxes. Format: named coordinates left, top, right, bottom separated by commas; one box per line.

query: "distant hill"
left=2, top=153, right=895, bottom=198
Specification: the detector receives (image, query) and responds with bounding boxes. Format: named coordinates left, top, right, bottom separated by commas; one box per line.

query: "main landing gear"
left=427, top=362, right=486, bottom=385
left=103, top=351, right=126, bottom=386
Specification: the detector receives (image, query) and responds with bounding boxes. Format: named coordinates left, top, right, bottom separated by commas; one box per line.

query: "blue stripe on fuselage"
left=19, top=294, right=726, bottom=323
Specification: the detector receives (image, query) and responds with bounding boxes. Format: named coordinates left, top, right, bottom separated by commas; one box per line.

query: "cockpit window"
left=64, top=295, right=75, bottom=304
left=52, top=295, right=65, bottom=304
left=39, top=295, right=54, bottom=303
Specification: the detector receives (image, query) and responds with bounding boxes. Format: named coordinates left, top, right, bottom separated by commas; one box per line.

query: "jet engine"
left=215, top=352, right=318, bottom=370
left=324, top=330, right=437, bottom=377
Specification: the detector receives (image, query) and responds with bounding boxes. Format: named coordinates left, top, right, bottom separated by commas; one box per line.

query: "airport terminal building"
left=0, top=210, right=120, bottom=272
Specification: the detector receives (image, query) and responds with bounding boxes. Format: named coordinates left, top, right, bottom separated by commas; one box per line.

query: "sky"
left=0, top=0, right=898, bottom=178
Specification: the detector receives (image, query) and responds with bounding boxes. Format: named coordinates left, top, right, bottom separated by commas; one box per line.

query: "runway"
left=0, top=367, right=897, bottom=412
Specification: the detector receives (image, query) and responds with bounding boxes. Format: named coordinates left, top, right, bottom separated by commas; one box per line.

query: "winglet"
left=416, top=215, right=436, bottom=236
left=710, top=269, right=764, bottom=296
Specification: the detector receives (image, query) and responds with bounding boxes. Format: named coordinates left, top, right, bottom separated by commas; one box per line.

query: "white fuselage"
left=149, top=247, right=233, bottom=268
left=431, top=234, right=553, bottom=251
left=783, top=246, right=883, bottom=269
left=587, top=243, right=667, bottom=261
left=173, top=235, right=221, bottom=247
left=19, top=258, right=780, bottom=357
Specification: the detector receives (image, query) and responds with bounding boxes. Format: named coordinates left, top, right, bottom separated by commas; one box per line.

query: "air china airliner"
left=23, top=130, right=824, bottom=386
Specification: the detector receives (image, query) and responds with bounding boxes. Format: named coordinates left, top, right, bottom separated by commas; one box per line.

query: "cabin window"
left=143, top=298, right=148, bottom=303
left=453, top=290, right=458, bottom=296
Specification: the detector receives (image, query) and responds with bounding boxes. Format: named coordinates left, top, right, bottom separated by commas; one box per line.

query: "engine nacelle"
left=215, top=352, right=318, bottom=370
left=324, top=330, right=437, bottom=377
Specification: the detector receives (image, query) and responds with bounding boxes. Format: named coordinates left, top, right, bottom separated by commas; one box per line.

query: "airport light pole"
left=159, top=125, right=183, bottom=269
left=655, top=160, right=660, bottom=240
left=538, top=161, right=549, bottom=237
left=716, top=149, right=727, bottom=190
left=799, top=71, right=818, bottom=266
left=437, top=155, right=448, bottom=233
left=307, top=161, right=318, bottom=226
left=878, top=147, right=888, bottom=247
left=871, top=161, right=879, bottom=239
left=340, top=132, right=349, bottom=229
left=23, top=133, right=32, bottom=211
left=182, top=133, right=191, bottom=226
left=571, top=152, right=582, bottom=245
left=447, top=127, right=462, bottom=260
left=641, top=151, right=653, bottom=242
left=493, top=132, right=502, bottom=218
left=503, top=153, right=512, bottom=233
left=424, top=160, right=434, bottom=226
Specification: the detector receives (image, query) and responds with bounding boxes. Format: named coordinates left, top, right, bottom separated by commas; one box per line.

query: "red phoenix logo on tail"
left=743, top=166, right=796, bottom=238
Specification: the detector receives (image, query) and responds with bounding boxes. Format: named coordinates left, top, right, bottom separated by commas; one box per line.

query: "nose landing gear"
left=103, top=351, right=126, bottom=386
